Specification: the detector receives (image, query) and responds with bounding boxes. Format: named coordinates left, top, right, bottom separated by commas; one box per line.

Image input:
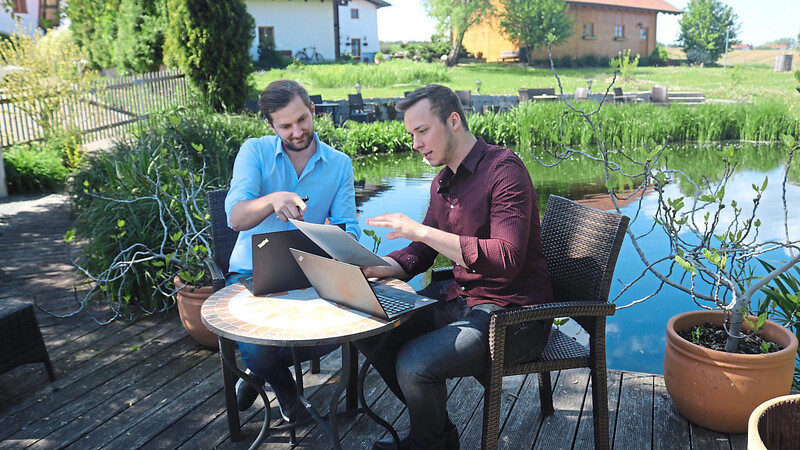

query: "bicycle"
left=294, top=46, right=324, bottom=63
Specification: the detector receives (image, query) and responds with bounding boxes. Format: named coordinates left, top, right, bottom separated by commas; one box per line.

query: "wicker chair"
left=433, top=195, right=629, bottom=449
left=0, top=299, right=56, bottom=387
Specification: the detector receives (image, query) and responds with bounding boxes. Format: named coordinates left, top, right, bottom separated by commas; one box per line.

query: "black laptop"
left=240, top=228, right=332, bottom=296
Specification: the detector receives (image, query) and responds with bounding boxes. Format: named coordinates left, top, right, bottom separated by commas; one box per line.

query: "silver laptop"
left=289, top=248, right=437, bottom=320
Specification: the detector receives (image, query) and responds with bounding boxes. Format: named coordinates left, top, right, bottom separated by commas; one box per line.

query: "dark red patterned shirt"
left=388, top=138, right=552, bottom=307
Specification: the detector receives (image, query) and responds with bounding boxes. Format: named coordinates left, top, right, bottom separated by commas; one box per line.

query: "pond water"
left=350, top=143, right=800, bottom=375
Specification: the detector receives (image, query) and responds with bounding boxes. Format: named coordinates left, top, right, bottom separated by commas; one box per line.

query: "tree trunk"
left=725, top=307, right=744, bottom=352
left=447, top=28, right=467, bottom=67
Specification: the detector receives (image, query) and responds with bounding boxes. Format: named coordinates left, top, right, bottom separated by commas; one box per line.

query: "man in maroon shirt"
left=357, top=84, right=553, bottom=450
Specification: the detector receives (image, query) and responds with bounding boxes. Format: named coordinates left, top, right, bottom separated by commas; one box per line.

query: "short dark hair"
left=396, top=84, right=470, bottom=132
left=258, top=79, right=313, bottom=124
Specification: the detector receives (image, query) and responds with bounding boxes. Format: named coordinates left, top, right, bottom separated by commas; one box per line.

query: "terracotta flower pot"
left=748, top=394, right=800, bottom=450
left=664, top=310, right=797, bottom=433
left=174, top=276, right=218, bottom=349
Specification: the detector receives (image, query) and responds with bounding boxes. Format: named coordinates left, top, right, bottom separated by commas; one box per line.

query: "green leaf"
left=117, top=219, right=125, bottom=228
left=699, top=194, right=715, bottom=202
left=761, top=176, right=768, bottom=191
left=780, top=133, right=796, bottom=149
left=63, top=229, right=76, bottom=243
left=675, top=255, right=695, bottom=275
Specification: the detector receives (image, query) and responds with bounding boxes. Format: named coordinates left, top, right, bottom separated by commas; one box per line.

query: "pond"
left=350, top=143, right=800, bottom=375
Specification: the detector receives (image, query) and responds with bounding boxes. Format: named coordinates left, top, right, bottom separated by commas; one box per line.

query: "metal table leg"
left=357, top=332, right=401, bottom=447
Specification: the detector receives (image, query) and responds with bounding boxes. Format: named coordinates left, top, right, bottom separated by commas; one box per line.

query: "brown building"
left=462, top=0, right=681, bottom=62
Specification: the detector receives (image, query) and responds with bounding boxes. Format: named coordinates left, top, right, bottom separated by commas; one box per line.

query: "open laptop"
left=289, top=248, right=437, bottom=320
left=240, top=229, right=332, bottom=296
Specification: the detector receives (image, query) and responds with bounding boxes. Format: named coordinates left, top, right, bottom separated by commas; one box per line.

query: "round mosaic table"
left=201, top=280, right=415, bottom=449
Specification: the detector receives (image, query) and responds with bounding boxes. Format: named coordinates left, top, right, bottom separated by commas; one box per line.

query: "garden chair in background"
left=431, top=195, right=629, bottom=450
left=455, top=90, right=474, bottom=112
left=574, top=87, right=588, bottom=101
left=0, top=299, right=57, bottom=389
left=347, top=94, right=376, bottom=123
left=206, top=189, right=333, bottom=442
left=309, top=94, right=322, bottom=105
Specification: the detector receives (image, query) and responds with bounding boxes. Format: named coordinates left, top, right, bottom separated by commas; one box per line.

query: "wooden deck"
left=0, top=193, right=748, bottom=449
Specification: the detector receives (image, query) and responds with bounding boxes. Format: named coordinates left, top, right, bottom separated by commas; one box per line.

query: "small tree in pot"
left=532, top=44, right=799, bottom=432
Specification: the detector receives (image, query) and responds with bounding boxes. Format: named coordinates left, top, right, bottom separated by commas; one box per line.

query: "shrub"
left=402, top=41, right=453, bottom=62
left=283, top=59, right=450, bottom=88
left=65, top=0, right=119, bottom=69
left=642, top=45, right=669, bottom=67
left=374, top=51, right=385, bottom=63
left=686, top=47, right=714, bottom=65
left=164, top=0, right=255, bottom=112
left=3, top=143, right=69, bottom=193
left=610, top=49, right=640, bottom=80
left=253, top=35, right=289, bottom=71
left=114, top=0, right=167, bottom=74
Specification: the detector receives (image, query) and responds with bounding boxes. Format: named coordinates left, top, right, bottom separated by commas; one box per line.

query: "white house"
left=244, top=0, right=389, bottom=62
left=0, top=0, right=60, bottom=36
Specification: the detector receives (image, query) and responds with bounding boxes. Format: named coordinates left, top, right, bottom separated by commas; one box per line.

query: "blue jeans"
left=226, top=273, right=337, bottom=392
left=355, top=280, right=504, bottom=449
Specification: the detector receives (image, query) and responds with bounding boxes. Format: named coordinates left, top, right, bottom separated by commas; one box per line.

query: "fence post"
left=0, top=146, right=7, bottom=197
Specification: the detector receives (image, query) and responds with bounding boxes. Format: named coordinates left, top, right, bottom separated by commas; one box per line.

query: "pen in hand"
left=301, top=196, right=310, bottom=203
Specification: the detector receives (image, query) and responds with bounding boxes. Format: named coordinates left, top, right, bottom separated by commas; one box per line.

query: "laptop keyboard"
left=372, top=285, right=416, bottom=315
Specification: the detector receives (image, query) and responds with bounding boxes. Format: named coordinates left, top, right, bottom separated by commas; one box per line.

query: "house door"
left=351, top=38, right=361, bottom=58
left=639, top=27, right=649, bottom=57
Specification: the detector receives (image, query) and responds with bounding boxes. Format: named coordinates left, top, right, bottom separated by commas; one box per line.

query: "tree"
left=423, top=0, right=492, bottom=66
left=114, top=0, right=168, bottom=73
left=498, top=0, right=573, bottom=59
left=65, top=0, right=120, bottom=69
left=679, top=0, right=739, bottom=64
left=163, top=0, right=254, bottom=112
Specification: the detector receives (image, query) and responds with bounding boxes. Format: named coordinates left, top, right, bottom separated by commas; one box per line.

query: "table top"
left=201, top=279, right=415, bottom=347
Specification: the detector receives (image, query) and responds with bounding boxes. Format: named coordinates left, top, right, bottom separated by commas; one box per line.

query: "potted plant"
left=533, top=50, right=800, bottom=432
left=62, top=112, right=233, bottom=348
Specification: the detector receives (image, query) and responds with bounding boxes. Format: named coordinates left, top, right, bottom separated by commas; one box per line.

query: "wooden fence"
left=0, top=68, right=193, bottom=148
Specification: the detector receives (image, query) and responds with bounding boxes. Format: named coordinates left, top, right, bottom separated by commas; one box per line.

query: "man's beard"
left=281, top=131, right=314, bottom=152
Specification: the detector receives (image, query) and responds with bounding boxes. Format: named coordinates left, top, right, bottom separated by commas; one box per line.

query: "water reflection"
left=351, top=143, right=799, bottom=375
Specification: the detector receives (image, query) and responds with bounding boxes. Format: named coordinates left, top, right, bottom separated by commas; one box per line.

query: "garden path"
left=0, top=193, right=747, bottom=449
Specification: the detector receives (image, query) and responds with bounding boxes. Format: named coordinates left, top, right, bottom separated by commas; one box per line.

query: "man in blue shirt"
left=225, top=79, right=360, bottom=423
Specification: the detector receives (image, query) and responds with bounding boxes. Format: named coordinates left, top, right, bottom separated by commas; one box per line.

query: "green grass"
left=249, top=61, right=800, bottom=104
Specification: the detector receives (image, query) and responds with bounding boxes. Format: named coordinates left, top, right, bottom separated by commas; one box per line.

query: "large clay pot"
left=748, top=394, right=800, bottom=450
left=664, top=310, right=797, bottom=433
left=174, top=277, right=218, bottom=349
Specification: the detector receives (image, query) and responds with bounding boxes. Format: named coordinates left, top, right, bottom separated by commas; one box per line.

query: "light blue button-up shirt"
left=224, top=133, right=360, bottom=273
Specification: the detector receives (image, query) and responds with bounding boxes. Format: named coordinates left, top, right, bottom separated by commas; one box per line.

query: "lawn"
left=249, top=58, right=800, bottom=103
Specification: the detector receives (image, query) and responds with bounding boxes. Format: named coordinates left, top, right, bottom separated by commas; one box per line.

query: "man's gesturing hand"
left=365, top=213, right=426, bottom=242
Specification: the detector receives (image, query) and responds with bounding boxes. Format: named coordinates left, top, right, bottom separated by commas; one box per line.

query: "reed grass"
left=271, top=59, right=450, bottom=90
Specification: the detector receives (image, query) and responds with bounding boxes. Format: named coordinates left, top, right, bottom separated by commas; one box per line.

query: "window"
left=640, top=27, right=648, bottom=41
left=351, top=38, right=361, bottom=58
left=614, top=25, right=625, bottom=40
left=258, top=26, right=274, bottom=47
left=12, top=0, right=27, bottom=13
left=350, top=8, right=359, bottom=19
left=582, top=23, right=594, bottom=37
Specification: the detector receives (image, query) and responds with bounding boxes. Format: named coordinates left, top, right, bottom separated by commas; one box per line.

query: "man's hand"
left=366, top=213, right=426, bottom=241
left=270, top=191, right=307, bottom=222
left=362, top=257, right=408, bottom=280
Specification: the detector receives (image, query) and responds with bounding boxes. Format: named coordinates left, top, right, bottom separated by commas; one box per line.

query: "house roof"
left=566, top=0, right=681, bottom=14
left=363, top=0, right=391, bottom=8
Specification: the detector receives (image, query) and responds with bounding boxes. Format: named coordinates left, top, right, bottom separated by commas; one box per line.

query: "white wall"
left=0, top=1, right=42, bottom=36
left=338, top=0, right=380, bottom=60
left=245, top=0, right=335, bottom=61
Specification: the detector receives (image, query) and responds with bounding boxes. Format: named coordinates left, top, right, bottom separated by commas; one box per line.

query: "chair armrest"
left=204, top=257, right=226, bottom=292
left=431, top=266, right=454, bottom=282
left=490, top=300, right=615, bottom=328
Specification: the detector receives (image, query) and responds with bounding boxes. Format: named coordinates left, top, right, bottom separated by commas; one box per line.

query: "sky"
left=377, top=0, right=800, bottom=47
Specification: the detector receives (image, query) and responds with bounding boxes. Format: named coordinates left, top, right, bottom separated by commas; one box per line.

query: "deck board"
left=0, top=193, right=749, bottom=449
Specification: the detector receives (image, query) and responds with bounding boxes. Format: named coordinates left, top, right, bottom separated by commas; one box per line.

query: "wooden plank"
left=499, top=371, right=555, bottom=449
left=689, top=423, right=731, bottom=449
left=534, top=369, right=591, bottom=450
left=729, top=432, right=747, bottom=450
left=139, top=382, right=227, bottom=449
left=652, top=376, right=690, bottom=449
left=612, top=372, right=654, bottom=450
left=0, top=314, right=178, bottom=440
left=97, top=366, right=223, bottom=449
left=459, top=374, right=527, bottom=448
left=573, top=369, right=622, bottom=450
left=22, top=338, right=212, bottom=449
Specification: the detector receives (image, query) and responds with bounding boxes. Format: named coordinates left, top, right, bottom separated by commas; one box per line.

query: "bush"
left=686, top=48, right=714, bottom=65
left=164, top=0, right=255, bottom=112
left=3, top=143, right=69, bottom=193
left=642, top=45, right=669, bottom=67
left=374, top=51, right=385, bottom=63
left=65, top=0, right=119, bottom=69
left=114, top=0, right=167, bottom=73
left=402, top=41, right=453, bottom=62
left=253, top=35, right=289, bottom=71
left=282, top=59, right=450, bottom=88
